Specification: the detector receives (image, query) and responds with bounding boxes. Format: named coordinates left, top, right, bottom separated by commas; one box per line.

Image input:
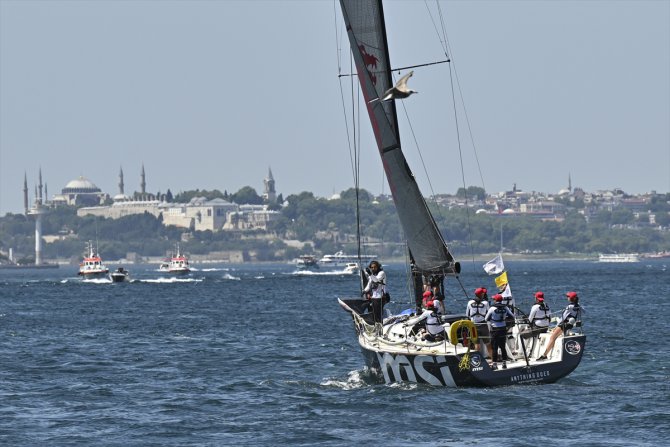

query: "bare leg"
left=541, top=327, right=563, bottom=358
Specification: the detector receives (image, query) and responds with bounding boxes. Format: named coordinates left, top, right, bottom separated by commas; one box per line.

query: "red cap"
left=535, top=291, right=544, bottom=300
left=475, top=287, right=487, bottom=297
left=422, top=290, right=433, bottom=298
left=566, top=291, right=578, bottom=300
left=493, top=294, right=503, bottom=302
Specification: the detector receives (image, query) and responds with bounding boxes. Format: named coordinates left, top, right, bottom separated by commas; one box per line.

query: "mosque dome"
left=62, top=176, right=101, bottom=193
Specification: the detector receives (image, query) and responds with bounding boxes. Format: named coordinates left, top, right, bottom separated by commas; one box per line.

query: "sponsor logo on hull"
left=375, top=352, right=457, bottom=387
left=565, top=340, right=582, bottom=355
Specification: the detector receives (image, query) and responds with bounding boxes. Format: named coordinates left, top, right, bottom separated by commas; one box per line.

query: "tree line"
left=1, top=187, right=669, bottom=264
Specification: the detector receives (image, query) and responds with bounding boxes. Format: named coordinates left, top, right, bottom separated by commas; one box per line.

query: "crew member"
left=362, top=260, right=387, bottom=323
left=485, top=294, right=515, bottom=370
left=466, top=288, right=491, bottom=355
left=538, top=291, right=583, bottom=360
left=404, top=300, right=445, bottom=342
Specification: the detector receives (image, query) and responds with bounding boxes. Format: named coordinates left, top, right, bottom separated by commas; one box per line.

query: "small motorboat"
left=343, top=263, right=359, bottom=274
left=110, top=267, right=130, bottom=283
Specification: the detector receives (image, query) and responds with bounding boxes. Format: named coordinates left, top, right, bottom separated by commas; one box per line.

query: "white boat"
left=78, top=241, right=109, bottom=278
left=343, top=263, right=359, bottom=274
left=319, top=251, right=377, bottom=267
left=336, top=0, right=585, bottom=387
left=160, top=243, right=191, bottom=274
left=598, top=253, right=640, bottom=263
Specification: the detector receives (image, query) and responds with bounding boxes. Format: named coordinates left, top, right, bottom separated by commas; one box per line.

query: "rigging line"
left=396, top=94, right=447, bottom=239
left=394, top=74, right=440, bottom=209
left=431, top=0, right=479, bottom=271
left=334, top=15, right=357, bottom=200
left=337, top=60, right=450, bottom=78
left=349, top=53, right=363, bottom=266
left=446, top=50, right=477, bottom=273
left=435, top=0, right=486, bottom=192
left=424, top=0, right=449, bottom=60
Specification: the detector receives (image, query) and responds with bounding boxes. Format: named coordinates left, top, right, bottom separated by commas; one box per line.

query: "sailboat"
left=336, top=0, right=586, bottom=386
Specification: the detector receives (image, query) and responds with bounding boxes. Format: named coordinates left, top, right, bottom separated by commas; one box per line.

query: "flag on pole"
left=483, top=253, right=505, bottom=275
left=494, top=271, right=508, bottom=290
left=501, top=283, right=513, bottom=298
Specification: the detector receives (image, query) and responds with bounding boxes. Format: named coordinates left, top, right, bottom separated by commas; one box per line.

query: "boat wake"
left=139, top=277, right=204, bottom=283
left=222, top=273, right=241, bottom=281
left=81, top=278, right=113, bottom=284
left=291, top=270, right=355, bottom=277
left=320, top=369, right=380, bottom=389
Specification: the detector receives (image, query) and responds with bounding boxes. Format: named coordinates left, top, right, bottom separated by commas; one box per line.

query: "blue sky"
left=1, top=0, right=668, bottom=215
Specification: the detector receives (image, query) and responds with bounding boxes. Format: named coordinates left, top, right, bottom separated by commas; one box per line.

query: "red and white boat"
left=78, top=241, right=109, bottom=278
left=159, top=244, right=191, bottom=274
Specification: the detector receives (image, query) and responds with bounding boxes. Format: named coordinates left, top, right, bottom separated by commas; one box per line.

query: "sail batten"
left=340, top=0, right=455, bottom=274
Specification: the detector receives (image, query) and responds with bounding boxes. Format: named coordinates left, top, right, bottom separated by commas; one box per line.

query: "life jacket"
left=468, top=300, right=487, bottom=323
left=487, top=304, right=509, bottom=327
left=562, top=302, right=581, bottom=322
left=425, top=311, right=444, bottom=335
left=531, top=302, right=551, bottom=326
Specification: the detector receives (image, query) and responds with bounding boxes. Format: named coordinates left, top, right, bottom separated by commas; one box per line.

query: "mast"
left=339, top=0, right=458, bottom=275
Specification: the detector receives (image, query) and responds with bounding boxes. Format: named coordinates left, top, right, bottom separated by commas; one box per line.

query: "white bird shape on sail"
left=369, top=70, right=418, bottom=103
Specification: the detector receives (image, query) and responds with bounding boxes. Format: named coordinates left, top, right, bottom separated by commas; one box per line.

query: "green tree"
left=231, top=186, right=263, bottom=205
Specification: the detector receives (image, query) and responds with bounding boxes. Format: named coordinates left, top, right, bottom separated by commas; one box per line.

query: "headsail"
left=339, top=0, right=456, bottom=274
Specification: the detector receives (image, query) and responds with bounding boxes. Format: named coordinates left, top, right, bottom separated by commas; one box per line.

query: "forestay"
left=339, top=0, right=456, bottom=274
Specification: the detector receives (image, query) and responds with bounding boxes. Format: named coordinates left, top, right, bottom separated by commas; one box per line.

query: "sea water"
left=0, top=260, right=668, bottom=446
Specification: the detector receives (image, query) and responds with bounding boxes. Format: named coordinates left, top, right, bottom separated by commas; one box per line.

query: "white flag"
left=483, top=253, right=505, bottom=275
left=501, top=283, right=513, bottom=298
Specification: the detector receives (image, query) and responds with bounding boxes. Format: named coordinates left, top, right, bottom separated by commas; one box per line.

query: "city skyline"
left=1, top=1, right=668, bottom=215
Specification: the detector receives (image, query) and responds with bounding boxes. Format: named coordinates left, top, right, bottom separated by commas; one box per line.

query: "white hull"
left=598, top=254, right=640, bottom=263
left=319, top=251, right=376, bottom=267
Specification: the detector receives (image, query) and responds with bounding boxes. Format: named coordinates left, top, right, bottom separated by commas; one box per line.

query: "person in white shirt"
left=466, top=287, right=491, bottom=355
left=404, top=300, right=445, bottom=342
left=539, top=291, right=583, bottom=360
left=363, top=260, right=387, bottom=323
left=485, top=294, right=515, bottom=369
left=520, top=291, right=552, bottom=355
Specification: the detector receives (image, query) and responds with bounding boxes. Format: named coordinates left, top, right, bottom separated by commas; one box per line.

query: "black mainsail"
left=339, top=0, right=456, bottom=275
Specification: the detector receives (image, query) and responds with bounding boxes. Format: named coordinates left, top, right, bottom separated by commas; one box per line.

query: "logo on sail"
left=359, top=45, right=379, bottom=85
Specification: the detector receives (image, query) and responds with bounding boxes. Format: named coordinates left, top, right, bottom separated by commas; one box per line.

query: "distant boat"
left=160, top=243, right=191, bottom=274
left=641, top=251, right=670, bottom=259
left=598, top=253, right=640, bottom=263
left=110, top=267, right=130, bottom=283
left=343, top=263, right=359, bottom=274
left=319, top=251, right=377, bottom=267
left=78, top=241, right=109, bottom=278
left=295, top=255, right=319, bottom=270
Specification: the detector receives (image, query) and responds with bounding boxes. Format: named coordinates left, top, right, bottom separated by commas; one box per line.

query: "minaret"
left=23, top=173, right=29, bottom=215
left=38, top=168, right=43, bottom=205
left=44, top=183, right=48, bottom=204
left=119, top=166, right=125, bottom=195
left=140, top=164, right=146, bottom=194
left=568, top=173, right=572, bottom=193
left=263, top=167, right=276, bottom=203
left=28, top=180, right=46, bottom=266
